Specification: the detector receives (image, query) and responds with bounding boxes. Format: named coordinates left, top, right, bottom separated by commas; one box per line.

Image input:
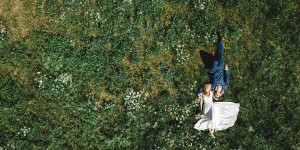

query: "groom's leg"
left=208, top=57, right=224, bottom=73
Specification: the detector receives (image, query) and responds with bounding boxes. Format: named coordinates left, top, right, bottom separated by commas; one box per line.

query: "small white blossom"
left=20, top=126, right=30, bottom=137
left=124, top=0, right=132, bottom=4
left=55, top=73, right=72, bottom=84
left=248, top=126, right=255, bottom=132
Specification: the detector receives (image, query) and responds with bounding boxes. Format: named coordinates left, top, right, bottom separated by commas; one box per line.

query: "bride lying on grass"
left=194, top=83, right=240, bottom=138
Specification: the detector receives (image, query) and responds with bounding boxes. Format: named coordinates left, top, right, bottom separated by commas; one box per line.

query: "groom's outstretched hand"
left=225, top=64, right=228, bottom=70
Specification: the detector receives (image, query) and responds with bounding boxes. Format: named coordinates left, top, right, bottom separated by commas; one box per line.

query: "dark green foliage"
left=0, top=0, right=299, bottom=149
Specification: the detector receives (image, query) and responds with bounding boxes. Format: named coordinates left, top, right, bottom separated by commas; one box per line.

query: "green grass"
left=0, top=0, right=299, bottom=149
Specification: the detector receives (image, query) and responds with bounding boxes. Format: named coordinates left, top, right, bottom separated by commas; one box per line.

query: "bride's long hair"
left=203, top=83, right=211, bottom=96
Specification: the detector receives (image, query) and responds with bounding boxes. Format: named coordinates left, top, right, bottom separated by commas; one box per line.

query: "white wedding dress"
left=194, top=91, right=240, bottom=131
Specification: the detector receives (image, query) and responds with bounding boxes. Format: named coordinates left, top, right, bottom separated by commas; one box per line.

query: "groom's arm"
left=199, top=93, right=203, bottom=113
left=223, top=69, right=230, bottom=91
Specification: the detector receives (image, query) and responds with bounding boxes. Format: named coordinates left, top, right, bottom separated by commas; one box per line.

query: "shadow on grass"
left=194, top=105, right=200, bottom=115
left=200, top=50, right=213, bottom=69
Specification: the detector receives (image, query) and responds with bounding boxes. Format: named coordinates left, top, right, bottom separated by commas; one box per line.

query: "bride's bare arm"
left=199, top=94, right=203, bottom=113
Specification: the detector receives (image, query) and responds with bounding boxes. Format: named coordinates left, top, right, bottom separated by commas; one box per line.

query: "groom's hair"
left=213, top=91, right=222, bottom=101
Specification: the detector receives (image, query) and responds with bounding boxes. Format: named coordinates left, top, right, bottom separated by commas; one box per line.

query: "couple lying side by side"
left=194, top=34, right=239, bottom=138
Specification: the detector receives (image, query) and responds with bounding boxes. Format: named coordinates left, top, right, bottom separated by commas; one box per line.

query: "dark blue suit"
left=197, top=40, right=229, bottom=95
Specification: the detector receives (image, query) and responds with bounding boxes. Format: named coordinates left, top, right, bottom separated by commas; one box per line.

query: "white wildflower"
left=20, top=126, right=30, bottom=137
left=248, top=126, right=255, bottom=132
left=124, top=0, right=132, bottom=4
left=200, top=4, right=205, bottom=10
left=0, top=28, right=5, bottom=34
left=55, top=73, right=72, bottom=84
